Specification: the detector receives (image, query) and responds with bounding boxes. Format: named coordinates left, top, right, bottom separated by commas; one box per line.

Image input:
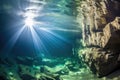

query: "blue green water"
left=0, top=0, right=119, bottom=80
left=0, top=0, right=81, bottom=58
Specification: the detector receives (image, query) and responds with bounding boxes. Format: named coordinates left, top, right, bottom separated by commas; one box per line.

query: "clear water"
left=0, top=0, right=81, bottom=58
left=0, top=0, right=119, bottom=80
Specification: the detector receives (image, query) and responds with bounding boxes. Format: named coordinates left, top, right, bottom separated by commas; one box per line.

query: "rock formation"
left=76, top=0, right=120, bottom=77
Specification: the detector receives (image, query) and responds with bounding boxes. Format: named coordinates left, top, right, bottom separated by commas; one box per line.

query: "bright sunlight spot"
left=25, top=18, right=35, bottom=27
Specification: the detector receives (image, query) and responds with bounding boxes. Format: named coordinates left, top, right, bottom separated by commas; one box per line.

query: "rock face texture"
left=76, top=0, right=120, bottom=77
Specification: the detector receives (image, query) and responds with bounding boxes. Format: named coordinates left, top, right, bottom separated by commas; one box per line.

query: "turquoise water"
left=0, top=0, right=119, bottom=80
left=0, top=0, right=81, bottom=58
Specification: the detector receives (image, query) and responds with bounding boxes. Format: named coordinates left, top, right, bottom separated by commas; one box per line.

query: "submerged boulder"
left=78, top=47, right=120, bottom=77
left=78, top=19, right=120, bottom=76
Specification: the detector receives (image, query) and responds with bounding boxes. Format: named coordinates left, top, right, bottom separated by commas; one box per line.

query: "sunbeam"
left=24, top=18, right=35, bottom=27
left=38, top=27, right=70, bottom=44
left=29, top=26, right=50, bottom=56
left=3, top=26, right=25, bottom=55
left=2, top=0, right=80, bottom=57
left=39, top=27, right=80, bottom=32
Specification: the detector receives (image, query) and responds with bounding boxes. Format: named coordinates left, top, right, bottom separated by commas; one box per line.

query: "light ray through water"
left=29, top=26, right=50, bottom=56
left=3, top=0, right=79, bottom=57
left=3, top=26, right=25, bottom=56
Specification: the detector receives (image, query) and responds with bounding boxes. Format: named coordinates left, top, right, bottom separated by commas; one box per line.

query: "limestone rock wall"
left=76, top=0, right=120, bottom=77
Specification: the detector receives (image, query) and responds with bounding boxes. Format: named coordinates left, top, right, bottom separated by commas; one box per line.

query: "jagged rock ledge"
left=76, top=0, right=120, bottom=77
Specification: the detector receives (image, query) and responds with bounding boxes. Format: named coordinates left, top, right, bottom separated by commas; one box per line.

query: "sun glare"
left=25, top=18, right=35, bottom=27
left=24, top=10, right=36, bottom=27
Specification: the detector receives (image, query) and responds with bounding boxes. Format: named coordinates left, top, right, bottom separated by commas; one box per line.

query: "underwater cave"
left=0, top=0, right=120, bottom=80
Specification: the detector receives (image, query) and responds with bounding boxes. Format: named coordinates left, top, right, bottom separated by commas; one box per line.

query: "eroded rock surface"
left=76, top=0, right=120, bottom=77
